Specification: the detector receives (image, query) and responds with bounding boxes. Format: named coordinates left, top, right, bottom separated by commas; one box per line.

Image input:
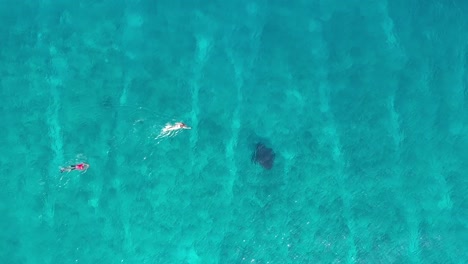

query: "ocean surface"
left=0, top=0, right=467, bottom=263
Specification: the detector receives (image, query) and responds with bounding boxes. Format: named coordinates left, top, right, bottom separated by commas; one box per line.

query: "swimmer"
left=60, top=163, right=90, bottom=173
left=162, top=122, right=191, bottom=132
left=155, top=122, right=191, bottom=140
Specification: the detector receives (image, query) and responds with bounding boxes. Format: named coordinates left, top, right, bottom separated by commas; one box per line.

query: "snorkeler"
left=162, top=122, right=191, bottom=132
left=155, top=122, right=191, bottom=140
left=60, top=163, right=90, bottom=173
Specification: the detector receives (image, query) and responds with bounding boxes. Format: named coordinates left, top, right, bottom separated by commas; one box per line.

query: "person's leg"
left=61, top=167, right=71, bottom=173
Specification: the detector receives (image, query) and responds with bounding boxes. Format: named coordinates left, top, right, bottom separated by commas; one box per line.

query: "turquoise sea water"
left=1, top=0, right=467, bottom=263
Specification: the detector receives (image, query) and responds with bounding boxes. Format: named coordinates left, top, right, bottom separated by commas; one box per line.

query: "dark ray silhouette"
left=252, top=143, right=275, bottom=170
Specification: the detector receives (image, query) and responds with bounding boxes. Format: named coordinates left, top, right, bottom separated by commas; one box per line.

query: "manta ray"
left=252, top=143, right=275, bottom=170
